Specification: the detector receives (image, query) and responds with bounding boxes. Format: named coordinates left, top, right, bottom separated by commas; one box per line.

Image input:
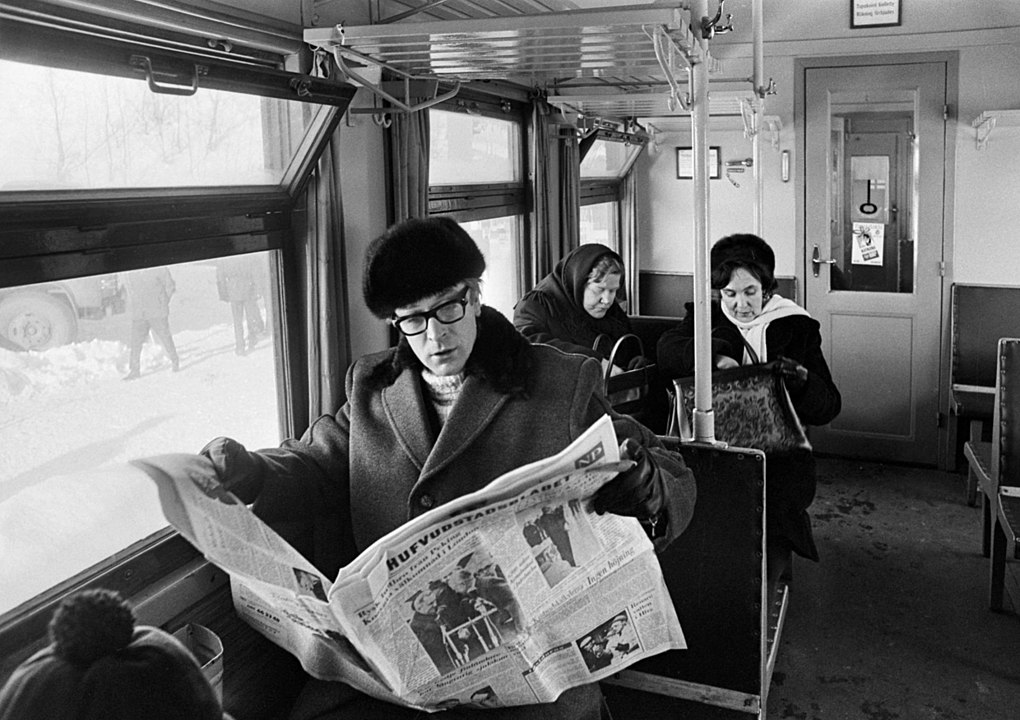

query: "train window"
left=579, top=138, right=641, bottom=179
left=0, top=2, right=351, bottom=642
left=460, top=216, right=522, bottom=319
left=0, top=59, right=319, bottom=191
left=579, top=203, right=620, bottom=253
left=428, top=105, right=526, bottom=319
left=429, top=109, right=521, bottom=185
left=0, top=254, right=281, bottom=615
left=579, top=136, right=639, bottom=253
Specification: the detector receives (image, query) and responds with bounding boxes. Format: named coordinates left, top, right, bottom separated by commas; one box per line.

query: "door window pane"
left=0, top=254, right=281, bottom=613
left=827, top=99, right=915, bottom=293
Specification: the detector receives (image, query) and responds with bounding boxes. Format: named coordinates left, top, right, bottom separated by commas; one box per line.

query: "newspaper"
left=132, top=414, right=686, bottom=712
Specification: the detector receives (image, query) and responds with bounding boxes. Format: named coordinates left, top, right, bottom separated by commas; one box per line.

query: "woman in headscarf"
left=513, top=244, right=646, bottom=371
left=657, top=233, right=841, bottom=582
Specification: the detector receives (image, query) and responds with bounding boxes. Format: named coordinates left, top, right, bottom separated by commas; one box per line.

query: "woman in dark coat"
left=657, top=234, right=841, bottom=581
left=513, top=244, right=645, bottom=369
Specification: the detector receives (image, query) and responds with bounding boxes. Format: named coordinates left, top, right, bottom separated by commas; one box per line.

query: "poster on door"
left=851, top=222, right=884, bottom=266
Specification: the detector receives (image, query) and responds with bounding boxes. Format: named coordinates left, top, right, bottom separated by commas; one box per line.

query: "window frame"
left=579, top=179, right=623, bottom=250
left=0, top=5, right=351, bottom=656
left=426, top=94, right=529, bottom=220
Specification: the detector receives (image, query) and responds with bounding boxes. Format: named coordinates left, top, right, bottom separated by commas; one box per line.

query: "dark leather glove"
left=200, top=436, right=264, bottom=502
left=593, top=439, right=665, bottom=520
left=626, top=355, right=649, bottom=371
left=775, top=355, right=808, bottom=391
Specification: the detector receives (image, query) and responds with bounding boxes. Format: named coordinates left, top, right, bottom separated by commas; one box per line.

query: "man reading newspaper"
left=198, top=217, right=697, bottom=719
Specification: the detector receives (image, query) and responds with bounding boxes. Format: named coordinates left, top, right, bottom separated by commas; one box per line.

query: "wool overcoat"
left=205, top=308, right=696, bottom=720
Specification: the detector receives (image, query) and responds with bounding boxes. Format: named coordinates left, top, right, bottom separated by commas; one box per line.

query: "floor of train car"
left=764, top=456, right=1020, bottom=720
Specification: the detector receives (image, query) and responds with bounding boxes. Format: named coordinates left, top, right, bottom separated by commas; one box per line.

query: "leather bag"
left=595, top=333, right=655, bottom=420
left=669, top=362, right=811, bottom=453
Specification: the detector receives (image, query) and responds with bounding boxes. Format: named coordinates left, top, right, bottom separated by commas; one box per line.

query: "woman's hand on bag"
left=776, top=355, right=808, bottom=390
left=627, top=355, right=649, bottom=371
left=714, top=354, right=739, bottom=369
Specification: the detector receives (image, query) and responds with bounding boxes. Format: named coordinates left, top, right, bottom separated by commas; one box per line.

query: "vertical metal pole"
left=752, top=0, right=765, bottom=237
left=752, top=0, right=764, bottom=95
left=690, top=0, right=714, bottom=443
left=752, top=108, right=763, bottom=236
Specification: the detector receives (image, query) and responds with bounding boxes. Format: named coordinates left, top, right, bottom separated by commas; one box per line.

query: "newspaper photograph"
left=132, top=414, right=686, bottom=712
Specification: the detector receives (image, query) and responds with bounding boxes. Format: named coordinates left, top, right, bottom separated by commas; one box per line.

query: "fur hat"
left=710, top=233, right=776, bottom=276
left=0, top=589, right=224, bottom=720
left=363, top=216, right=486, bottom=318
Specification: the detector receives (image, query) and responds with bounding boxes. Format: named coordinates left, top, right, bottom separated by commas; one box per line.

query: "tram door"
left=803, top=60, right=949, bottom=465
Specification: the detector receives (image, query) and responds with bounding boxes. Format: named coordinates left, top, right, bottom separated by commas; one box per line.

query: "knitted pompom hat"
left=0, top=589, right=223, bottom=720
left=363, top=216, right=486, bottom=318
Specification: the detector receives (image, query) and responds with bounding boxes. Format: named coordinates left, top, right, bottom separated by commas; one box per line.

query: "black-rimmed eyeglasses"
left=391, top=286, right=471, bottom=336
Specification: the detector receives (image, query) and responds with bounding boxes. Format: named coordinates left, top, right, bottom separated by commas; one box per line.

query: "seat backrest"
left=627, top=440, right=767, bottom=694
left=992, top=338, right=1020, bottom=491
left=951, top=284, right=1020, bottom=387
left=627, top=315, right=680, bottom=364
left=638, top=272, right=797, bottom=317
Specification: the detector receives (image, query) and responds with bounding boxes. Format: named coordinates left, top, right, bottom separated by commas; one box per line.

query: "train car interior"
left=2, top=0, right=1020, bottom=718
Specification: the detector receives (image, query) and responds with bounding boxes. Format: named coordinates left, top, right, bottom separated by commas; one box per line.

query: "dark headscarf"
left=547, top=244, right=627, bottom=308
left=526, top=244, right=632, bottom=360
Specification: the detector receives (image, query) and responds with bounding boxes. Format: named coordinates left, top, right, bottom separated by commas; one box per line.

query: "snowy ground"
left=0, top=261, right=280, bottom=612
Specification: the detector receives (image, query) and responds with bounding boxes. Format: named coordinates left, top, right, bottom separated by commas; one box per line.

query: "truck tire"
left=0, top=290, right=78, bottom=351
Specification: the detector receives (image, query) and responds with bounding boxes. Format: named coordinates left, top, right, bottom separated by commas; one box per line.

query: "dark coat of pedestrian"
left=216, top=255, right=265, bottom=355
left=124, top=266, right=180, bottom=379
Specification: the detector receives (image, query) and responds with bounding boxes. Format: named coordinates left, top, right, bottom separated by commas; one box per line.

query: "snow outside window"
left=0, top=254, right=281, bottom=614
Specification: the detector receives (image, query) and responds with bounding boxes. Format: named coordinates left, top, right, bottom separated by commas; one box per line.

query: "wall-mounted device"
left=781, top=150, right=790, bottom=182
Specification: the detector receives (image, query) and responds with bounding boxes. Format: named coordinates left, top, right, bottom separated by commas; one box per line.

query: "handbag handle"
left=604, top=333, right=645, bottom=386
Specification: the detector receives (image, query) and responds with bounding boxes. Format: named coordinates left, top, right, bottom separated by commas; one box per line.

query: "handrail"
left=330, top=39, right=461, bottom=114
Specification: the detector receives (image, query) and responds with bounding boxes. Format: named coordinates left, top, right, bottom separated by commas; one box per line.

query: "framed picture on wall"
left=676, top=147, right=721, bottom=179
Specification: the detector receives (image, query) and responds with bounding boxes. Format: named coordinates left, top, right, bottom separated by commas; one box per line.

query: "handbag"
left=595, top=333, right=656, bottom=420
left=669, top=362, right=811, bottom=453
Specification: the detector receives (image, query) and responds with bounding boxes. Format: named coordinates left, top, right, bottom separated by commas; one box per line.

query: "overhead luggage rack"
left=303, top=6, right=717, bottom=105
left=546, top=89, right=752, bottom=121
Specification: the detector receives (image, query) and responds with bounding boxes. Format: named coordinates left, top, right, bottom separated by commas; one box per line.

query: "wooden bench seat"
left=998, top=493, right=1020, bottom=559
left=963, top=439, right=993, bottom=554
left=948, top=283, right=1020, bottom=489
left=984, top=338, right=1020, bottom=614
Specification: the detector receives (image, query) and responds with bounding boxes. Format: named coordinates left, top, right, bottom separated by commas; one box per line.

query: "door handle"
left=811, top=244, right=836, bottom=277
